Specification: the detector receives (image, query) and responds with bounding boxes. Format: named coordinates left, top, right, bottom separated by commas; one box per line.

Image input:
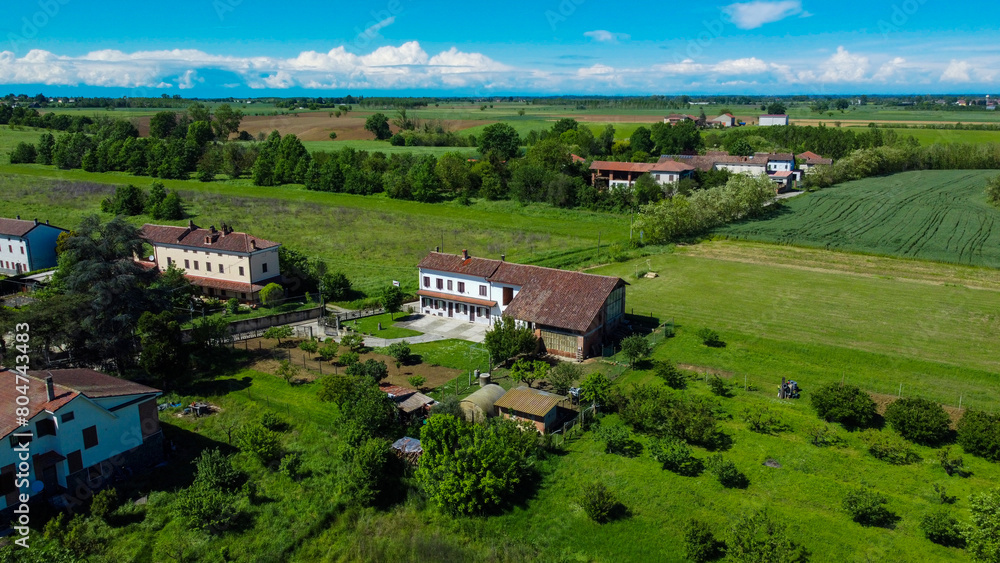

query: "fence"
left=228, top=338, right=339, bottom=376
left=550, top=404, right=597, bottom=447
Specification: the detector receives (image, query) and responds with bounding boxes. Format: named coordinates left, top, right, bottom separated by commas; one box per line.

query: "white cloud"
left=818, top=46, right=869, bottom=82
left=873, top=57, right=906, bottom=82
left=723, top=1, right=803, bottom=30
left=653, top=59, right=705, bottom=74
left=713, top=57, right=769, bottom=74
left=584, top=30, right=631, bottom=43
left=363, top=16, right=395, bottom=37
left=176, top=70, right=202, bottom=89
left=941, top=60, right=972, bottom=82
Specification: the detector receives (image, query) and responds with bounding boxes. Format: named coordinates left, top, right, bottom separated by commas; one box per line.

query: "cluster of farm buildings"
left=0, top=212, right=630, bottom=519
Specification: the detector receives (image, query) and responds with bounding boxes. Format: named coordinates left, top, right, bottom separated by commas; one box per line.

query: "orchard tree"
left=620, top=334, right=652, bottom=367
left=484, top=315, right=538, bottom=369
left=580, top=371, right=612, bottom=407
left=380, top=285, right=404, bottom=319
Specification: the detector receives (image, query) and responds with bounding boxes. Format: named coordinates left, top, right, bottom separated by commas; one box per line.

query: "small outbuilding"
left=391, top=437, right=423, bottom=465
left=459, top=384, right=506, bottom=423
left=494, top=386, right=565, bottom=434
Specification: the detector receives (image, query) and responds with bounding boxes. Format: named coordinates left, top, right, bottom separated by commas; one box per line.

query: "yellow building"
left=140, top=221, right=281, bottom=303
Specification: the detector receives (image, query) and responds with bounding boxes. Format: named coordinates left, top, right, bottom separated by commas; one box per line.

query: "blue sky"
left=1, top=0, right=997, bottom=96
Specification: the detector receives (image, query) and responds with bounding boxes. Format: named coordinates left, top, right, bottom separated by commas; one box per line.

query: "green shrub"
left=683, top=519, right=725, bottom=563
left=705, top=455, right=749, bottom=489
left=649, top=437, right=702, bottom=476
left=884, top=397, right=951, bottom=446
left=805, top=424, right=842, bottom=447
left=933, top=484, right=958, bottom=505
left=861, top=429, right=921, bottom=465
left=741, top=405, right=786, bottom=434
left=346, top=358, right=389, bottom=382
left=318, top=341, right=339, bottom=362
left=547, top=362, right=582, bottom=395
left=986, top=174, right=1000, bottom=207
left=707, top=376, right=732, bottom=397
left=317, top=373, right=352, bottom=405
left=957, top=410, right=1000, bottom=462
left=279, top=452, right=303, bottom=479
left=407, top=375, right=426, bottom=389
left=90, top=487, right=117, bottom=520
left=9, top=141, right=38, bottom=164
left=259, top=411, right=284, bottom=431
left=176, top=485, right=243, bottom=532
left=843, top=486, right=899, bottom=528
left=810, top=383, right=877, bottom=428
left=192, top=448, right=244, bottom=491
left=939, top=447, right=970, bottom=477
left=236, top=422, right=281, bottom=463
left=340, top=332, right=365, bottom=352
left=339, top=350, right=360, bottom=367
left=596, top=424, right=642, bottom=457
left=618, top=384, right=721, bottom=447
left=579, top=481, right=621, bottom=523
left=299, top=339, right=318, bottom=354
left=619, top=334, right=652, bottom=366
left=726, top=508, right=807, bottom=563
left=920, top=509, right=967, bottom=548
left=695, top=328, right=724, bottom=347
left=225, top=297, right=239, bottom=315
left=655, top=360, right=686, bottom=389
left=966, top=487, right=1000, bottom=562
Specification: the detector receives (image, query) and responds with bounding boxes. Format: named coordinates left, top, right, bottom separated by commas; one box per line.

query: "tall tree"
left=483, top=315, right=538, bottom=369
left=364, top=113, right=392, bottom=140
left=478, top=123, right=520, bottom=162
left=380, top=285, right=404, bottom=319
left=138, top=310, right=187, bottom=388
left=212, top=104, right=244, bottom=139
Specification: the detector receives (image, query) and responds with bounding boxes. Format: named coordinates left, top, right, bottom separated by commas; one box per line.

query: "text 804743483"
left=11, top=322, right=32, bottom=548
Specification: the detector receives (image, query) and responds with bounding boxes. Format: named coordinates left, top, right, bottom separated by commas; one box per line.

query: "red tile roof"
left=29, top=368, right=160, bottom=398
left=141, top=223, right=279, bottom=253
left=650, top=160, right=696, bottom=173
left=0, top=218, right=55, bottom=237
left=0, top=370, right=78, bottom=439
left=772, top=171, right=795, bottom=178
left=797, top=151, right=822, bottom=160
left=589, top=161, right=655, bottom=174
left=417, top=252, right=626, bottom=333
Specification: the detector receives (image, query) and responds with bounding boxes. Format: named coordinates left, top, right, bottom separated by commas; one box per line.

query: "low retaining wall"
left=182, top=306, right=324, bottom=342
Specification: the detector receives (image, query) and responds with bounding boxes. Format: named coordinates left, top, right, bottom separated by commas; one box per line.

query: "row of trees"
left=704, top=123, right=917, bottom=160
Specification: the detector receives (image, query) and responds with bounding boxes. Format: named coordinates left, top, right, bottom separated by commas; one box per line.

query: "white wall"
left=0, top=236, right=29, bottom=275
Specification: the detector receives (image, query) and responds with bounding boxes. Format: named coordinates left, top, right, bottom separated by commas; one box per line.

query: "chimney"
left=34, top=218, right=38, bottom=225
left=501, top=254, right=505, bottom=262
left=16, top=215, right=20, bottom=220
left=210, top=225, right=217, bottom=234
left=250, top=239, right=257, bottom=250
left=45, top=219, right=49, bottom=225
left=462, top=249, right=469, bottom=260
left=45, top=375, right=55, bottom=401
left=435, top=246, right=439, bottom=252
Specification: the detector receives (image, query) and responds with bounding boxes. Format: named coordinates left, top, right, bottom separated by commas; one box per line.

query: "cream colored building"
left=140, top=221, right=281, bottom=302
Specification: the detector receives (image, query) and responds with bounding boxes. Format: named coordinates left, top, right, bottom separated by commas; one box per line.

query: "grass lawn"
left=304, top=139, right=480, bottom=156
left=349, top=311, right=423, bottom=339
left=588, top=241, right=1000, bottom=408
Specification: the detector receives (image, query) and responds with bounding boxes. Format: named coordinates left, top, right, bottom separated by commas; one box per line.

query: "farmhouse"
left=0, top=369, right=162, bottom=520
left=663, top=113, right=697, bottom=125
left=139, top=221, right=282, bottom=303
left=0, top=216, right=66, bottom=276
left=588, top=160, right=695, bottom=189
left=494, top=386, right=564, bottom=434
left=380, top=383, right=436, bottom=418
left=417, top=250, right=627, bottom=359
left=796, top=151, right=834, bottom=173
left=758, top=114, right=789, bottom=126
left=710, top=113, right=736, bottom=127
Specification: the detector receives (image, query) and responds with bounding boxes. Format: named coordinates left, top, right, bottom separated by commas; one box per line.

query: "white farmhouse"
left=417, top=250, right=627, bottom=359
left=0, top=217, right=66, bottom=276
left=0, top=369, right=162, bottom=521
left=588, top=160, right=695, bottom=189
left=140, top=221, right=282, bottom=303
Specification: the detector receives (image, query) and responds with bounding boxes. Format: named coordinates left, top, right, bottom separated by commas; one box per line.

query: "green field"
left=719, top=170, right=1000, bottom=268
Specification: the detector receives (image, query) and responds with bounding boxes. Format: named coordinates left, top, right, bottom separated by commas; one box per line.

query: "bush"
left=618, top=384, right=722, bottom=447
left=407, top=375, right=426, bottom=389
left=805, top=424, right=842, bottom=447
left=619, top=334, right=651, bottom=366
left=705, top=455, right=749, bottom=489
left=339, top=350, right=360, bottom=367
left=939, top=447, right=970, bottom=477
left=810, top=383, right=877, bottom=428
left=346, top=358, right=389, bottom=382
left=986, top=174, right=1000, bottom=207
left=655, top=360, right=686, bottom=389
left=340, top=332, right=365, bottom=352
left=279, top=452, right=303, bottom=479
left=843, top=486, right=899, bottom=528
left=318, top=340, right=338, bottom=362
left=193, top=448, right=244, bottom=491
left=259, top=411, right=284, bottom=431
left=9, top=141, right=38, bottom=164
left=957, top=410, right=1000, bottom=462
left=596, top=424, right=642, bottom=457
left=547, top=362, right=581, bottom=395
left=649, top=437, right=702, bottom=476
left=683, top=519, right=725, bottom=562
left=695, top=328, right=724, bottom=347
left=920, top=509, right=967, bottom=548
left=861, top=429, right=921, bottom=465
left=90, top=487, right=117, bottom=520
left=316, top=373, right=351, bottom=405
left=708, top=376, right=732, bottom=397
left=884, top=397, right=951, bottom=446
left=579, top=481, right=622, bottom=523
left=225, top=297, right=239, bottom=315
left=726, top=508, right=807, bottom=563
left=742, top=405, right=786, bottom=434
left=236, top=422, right=281, bottom=463
left=299, top=339, right=318, bottom=354
left=176, top=485, right=242, bottom=532
left=967, top=487, right=1000, bottom=562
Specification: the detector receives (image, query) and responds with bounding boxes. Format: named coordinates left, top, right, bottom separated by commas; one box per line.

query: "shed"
left=459, top=384, right=506, bottom=423
left=494, top=387, right=565, bottom=434
left=391, top=437, right=422, bottom=465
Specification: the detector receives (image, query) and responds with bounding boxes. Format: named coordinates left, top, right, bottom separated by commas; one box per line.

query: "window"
left=241, top=292, right=247, bottom=299
left=166, top=257, right=172, bottom=266
left=423, top=276, right=430, bottom=288
left=62, top=411, right=75, bottom=423
left=20, top=247, right=24, bottom=254
left=0, top=471, right=14, bottom=496
left=8, top=434, right=31, bottom=447
left=206, top=263, right=212, bottom=272
left=239, top=266, right=245, bottom=276
left=67, top=450, right=83, bottom=474
left=479, top=285, right=487, bottom=296
left=447, top=280, right=453, bottom=291
left=82, top=425, right=98, bottom=449
left=262, top=262, right=268, bottom=273
left=218, top=264, right=224, bottom=274
left=477, top=307, right=483, bottom=317
left=458, top=282, right=465, bottom=293
left=36, top=418, right=56, bottom=437
left=7, top=245, right=11, bottom=252
left=184, top=259, right=190, bottom=269
left=193, top=261, right=199, bottom=270
left=436, top=278, right=443, bottom=290
left=87, top=465, right=103, bottom=483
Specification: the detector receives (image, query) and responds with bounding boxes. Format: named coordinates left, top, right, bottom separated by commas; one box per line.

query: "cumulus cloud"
left=723, top=1, right=803, bottom=30
left=818, top=46, right=869, bottom=82
left=584, top=30, right=631, bottom=43
left=653, top=59, right=706, bottom=74
left=940, top=60, right=972, bottom=82
left=176, top=70, right=203, bottom=89
left=713, top=57, right=769, bottom=74
left=873, top=57, right=906, bottom=82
